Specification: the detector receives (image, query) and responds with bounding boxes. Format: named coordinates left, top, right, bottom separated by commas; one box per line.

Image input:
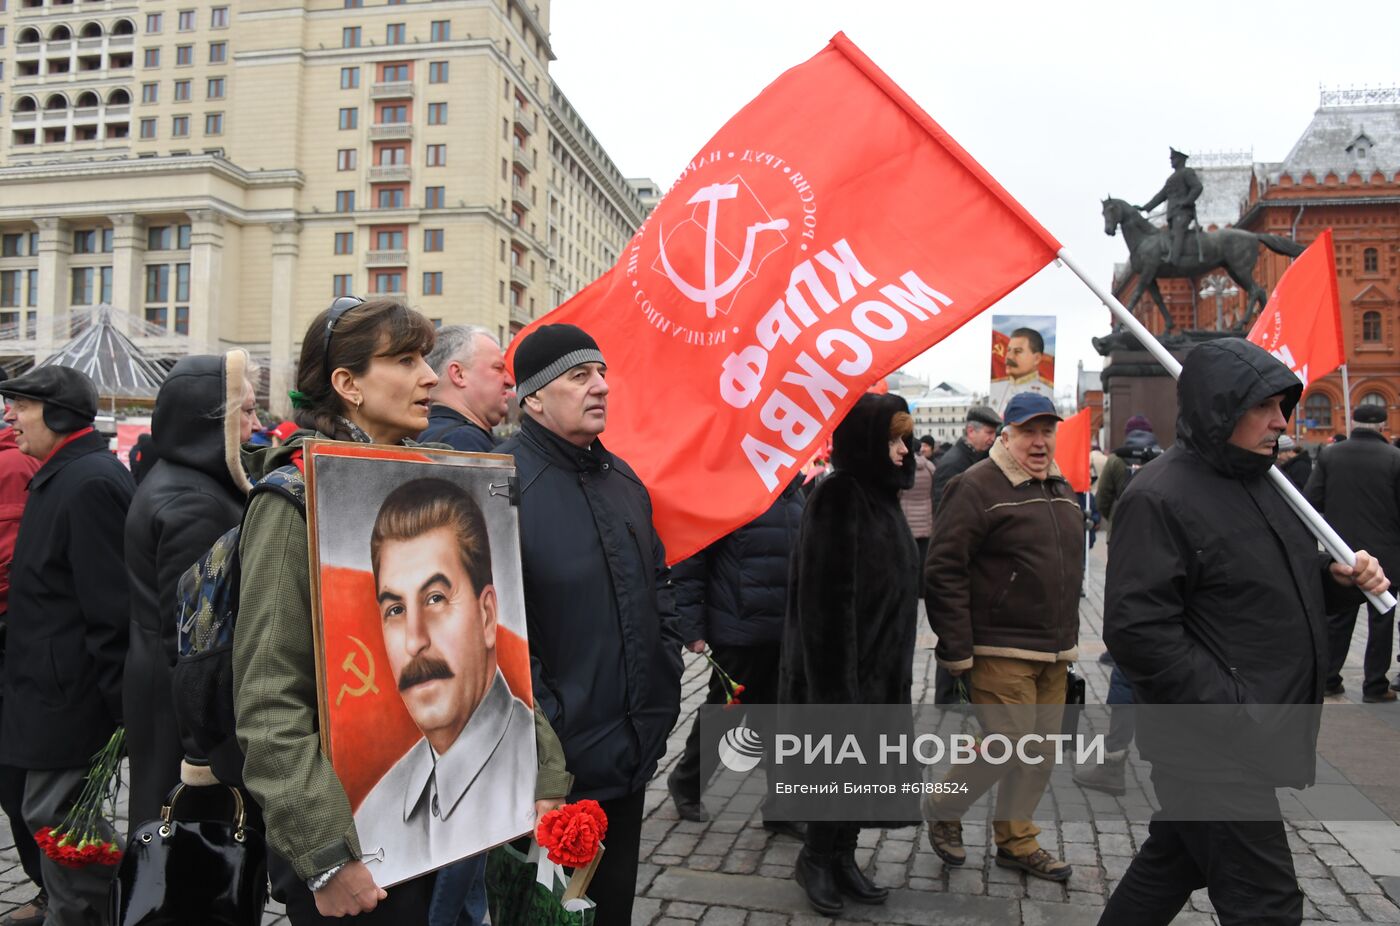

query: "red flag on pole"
left=510, top=33, right=1061, bottom=562
left=1246, top=229, right=1343, bottom=390
left=1054, top=408, right=1092, bottom=494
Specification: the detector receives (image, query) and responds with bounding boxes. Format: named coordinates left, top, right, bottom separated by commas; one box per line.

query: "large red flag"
left=1247, top=229, right=1343, bottom=390
left=1054, top=408, right=1092, bottom=494
left=511, top=33, right=1060, bottom=562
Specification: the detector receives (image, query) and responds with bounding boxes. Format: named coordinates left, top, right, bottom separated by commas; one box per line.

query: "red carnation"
left=535, top=800, right=609, bottom=867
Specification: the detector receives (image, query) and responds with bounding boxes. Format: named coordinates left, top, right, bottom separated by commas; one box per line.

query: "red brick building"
left=1112, top=88, right=1400, bottom=440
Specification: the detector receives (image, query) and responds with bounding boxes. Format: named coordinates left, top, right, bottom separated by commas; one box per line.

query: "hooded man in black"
left=1099, top=339, right=1388, bottom=926
left=124, top=351, right=256, bottom=829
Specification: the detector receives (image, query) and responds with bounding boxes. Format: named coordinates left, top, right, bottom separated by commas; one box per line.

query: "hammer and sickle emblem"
left=336, top=635, right=380, bottom=707
left=658, top=182, right=789, bottom=319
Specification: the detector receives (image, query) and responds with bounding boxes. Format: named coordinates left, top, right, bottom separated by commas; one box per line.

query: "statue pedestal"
left=1097, top=330, right=1231, bottom=449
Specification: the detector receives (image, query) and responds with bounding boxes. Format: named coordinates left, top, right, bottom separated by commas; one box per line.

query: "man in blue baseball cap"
left=923, top=392, right=1083, bottom=882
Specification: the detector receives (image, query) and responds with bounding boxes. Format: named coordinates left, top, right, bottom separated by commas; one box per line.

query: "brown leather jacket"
left=924, top=440, right=1083, bottom=671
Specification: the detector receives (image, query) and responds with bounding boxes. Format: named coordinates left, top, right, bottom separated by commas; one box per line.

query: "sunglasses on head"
left=323, top=295, right=365, bottom=362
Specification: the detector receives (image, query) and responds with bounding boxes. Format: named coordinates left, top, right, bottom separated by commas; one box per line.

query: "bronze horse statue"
left=1101, top=197, right=1305, bottom=331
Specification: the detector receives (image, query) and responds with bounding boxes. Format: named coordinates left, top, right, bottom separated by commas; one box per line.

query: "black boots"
left=795, top=848, right=844, bottom=915
left=833, top=851, right=890, bottom=904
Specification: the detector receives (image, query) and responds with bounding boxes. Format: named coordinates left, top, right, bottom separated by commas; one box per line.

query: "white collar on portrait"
left=399, top=668, right=515, bottom=823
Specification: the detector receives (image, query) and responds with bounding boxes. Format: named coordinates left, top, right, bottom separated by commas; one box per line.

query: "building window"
left=146, top=307, right=168, bottom=329
left=334, top=232, right=354, bottom=255
left=1, top=235, right=21, bottom=258
left=426, top=144, right=446, bottom=167
left=428, top=61, right=449, bottom=84
left=423, top=228, right=443, bottom=251
left=0, top=271, right=18, bottom=308
left=379, top=104, right=408, bottom=124
left=339, top=107, right=357, bottom=130
left=1363, top=248, right=1379, bottom=274
left=336, top=148, right=357, bottom=171
left=333, top=274, right=353, bottom=297
left=174, top=80, right=191, bottom=102
left=204, top=112, right=223, bottom=135
left=175, top=44, right=193, bottom=66
left=376, top=187, right=405, bottom=209
left=342, top=27, right=361, bottom=49
left=178, top=9, right=195, bottom=31
left=146, top=13, right=162, bottom=33
left=146, top=264, right=169, bottom=302
left=1358, top=392, right=1386, bottom=412
left=341, top=67, right=359, bottom=90
left=377, top=145, right=407, bottom=166
left=73, top=229, right=98, bottom=253
left=344, top=0, right=362, bottom=7
left=148, top=226, right=171, bottom=249
left=425, top=186, right=445, bottom=209
left=381, top=62, right=409, bottom=82
left=141, top=82, right=158, bottom=103
left=175, top=306, right=189, bottom=335
left=143, top=48, right=160, bottom=68
left=139, top=117, right=156, bottom=138
left=423, top=272, right=442, bottom=295
left=374, top=229, right=404, bottom=251
left=207, top=77, right=224, bottom=99
left=372, top=271, right=405, bottom=294
left=171, top=115, right=189, bottom=137
left=427, top=102, right=447, bottom=125
left=210, top=6, right=228, bottom=28
left=1362, top=311, right=1382, bottom=343
left=430, top=20, right=450, bottom=42
left=209, top=42, right=226, bottom=64
left=335, top=190, right=355, bottom=213
left=385, top=23, right=405, bottom=45
left=70, top=267, right=111, bottom=305
left=1303, top=393, right=1333, bottom=428
left=178, top=225, right=191, bottom=248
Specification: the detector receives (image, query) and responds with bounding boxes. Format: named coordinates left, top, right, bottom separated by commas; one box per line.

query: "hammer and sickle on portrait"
left=336, top=634, right=380, bottom=706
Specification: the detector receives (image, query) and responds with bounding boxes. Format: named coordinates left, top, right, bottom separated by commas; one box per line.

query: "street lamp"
left=1199, top=273, right=1240, bottom=331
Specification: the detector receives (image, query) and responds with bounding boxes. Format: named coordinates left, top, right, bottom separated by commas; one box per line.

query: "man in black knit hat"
left=498, top=325, right=684, bottom=926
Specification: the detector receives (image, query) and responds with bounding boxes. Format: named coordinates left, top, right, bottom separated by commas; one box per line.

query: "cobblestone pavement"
left=2, top=546, right=1398, bottom=924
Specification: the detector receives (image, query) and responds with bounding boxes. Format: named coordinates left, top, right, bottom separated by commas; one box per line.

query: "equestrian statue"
left=1102, top=147, right=1305, bottom=333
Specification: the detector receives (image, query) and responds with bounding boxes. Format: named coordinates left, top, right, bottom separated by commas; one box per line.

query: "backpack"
left=172, top=459, right=306, bottom=774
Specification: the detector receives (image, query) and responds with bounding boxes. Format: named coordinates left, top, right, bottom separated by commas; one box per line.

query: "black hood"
left=1176, top=339, right=1302, bottom=478
left=1112, top=429, right=1161, bottom=460
left=831, top=393, right=916, bottom=493
left=152, top=350, right=252, bottom=494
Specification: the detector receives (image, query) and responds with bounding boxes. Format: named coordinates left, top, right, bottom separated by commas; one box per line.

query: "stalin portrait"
left=353, top=476, right=535, bottom=886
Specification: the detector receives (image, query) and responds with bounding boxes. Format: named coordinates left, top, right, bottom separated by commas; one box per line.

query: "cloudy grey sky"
left=548, top=0, right=1399, bottom=395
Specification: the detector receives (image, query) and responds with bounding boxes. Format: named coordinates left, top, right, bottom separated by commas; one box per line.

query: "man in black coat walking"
left=497, top=324, right=684, bottom=926
left=1304, top=402, right=1400, bottom=702
left=0, top=366, right=136, bottom=926
left=1098, top=340, right=1388, bottom=926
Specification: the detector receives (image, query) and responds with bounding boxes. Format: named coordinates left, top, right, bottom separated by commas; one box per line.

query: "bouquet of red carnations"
left=35, top=727, right=125, bottom=868
left=701, top=649, right=746, bottom=709
left=535, top=799, right=608, bottom=868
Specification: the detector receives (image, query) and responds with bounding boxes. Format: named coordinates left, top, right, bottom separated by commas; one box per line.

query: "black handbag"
left=110, top=784, right=268, bottom=926
left=1062, top=663, right=1087, bottom=738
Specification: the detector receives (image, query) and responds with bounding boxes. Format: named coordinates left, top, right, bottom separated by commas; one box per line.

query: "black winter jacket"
left=419, top=403, right=497, bottom=453
left=1, top=430, right=135, bottom=769
left=123, top=351, right=251, bottom=825
left=1305, top=428, right=1400, bottom=585
left=1104, top=339, right=1329, bottom=788
left=498, top=415, right=684, bottom=800
left=672, top=477, right=804, bottom=648
left=932, top=435, right=988, bottom=515
left=780, top=393, right=918, bottom=706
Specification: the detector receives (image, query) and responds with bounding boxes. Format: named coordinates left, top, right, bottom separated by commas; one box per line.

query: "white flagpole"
left=1056, top=247, right=1396, bottom=614
left=1340, top=363, right=1353, bottom=434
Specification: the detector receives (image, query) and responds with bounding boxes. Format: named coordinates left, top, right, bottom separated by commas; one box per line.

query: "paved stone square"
left=1, top=546, right=1397, bottom=924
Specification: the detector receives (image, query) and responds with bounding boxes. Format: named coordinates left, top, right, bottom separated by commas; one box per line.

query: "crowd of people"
left=0, top=297, right=1393, bottom=926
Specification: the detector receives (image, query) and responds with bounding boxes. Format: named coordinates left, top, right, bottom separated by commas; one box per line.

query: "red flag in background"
left=1247, top=229, right=1343, bottom=390
left=510, top=33, right=1060, bottom=562
left=1054, top=408, right=1092, bottom=494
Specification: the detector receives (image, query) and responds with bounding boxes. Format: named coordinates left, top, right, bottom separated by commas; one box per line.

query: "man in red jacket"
left=0, top=389, right=44, bottom=926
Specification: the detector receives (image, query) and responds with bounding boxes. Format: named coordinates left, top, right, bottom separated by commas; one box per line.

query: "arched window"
left=44, top=93, right=69, bottom=111
left=79, top=22, right=103, bottom=39
left=75, top=91, right=99, bottom=108
left=1359, top=392, right=1387, bottom=411
left=1362, top=311, right=1382, bottom=343
left=13, top=95, right=39, bottom=113
left=1304, top=393, right=1333, bottom=428
left=48, top=25, right=72, bottom=41
left=17, top=27, right=42, bottom=44
left=1363, top=248, right=1379, bottom=274
left=110, top=18, right=135, bottom=36
left=106, top=88, right=130, bottom=106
